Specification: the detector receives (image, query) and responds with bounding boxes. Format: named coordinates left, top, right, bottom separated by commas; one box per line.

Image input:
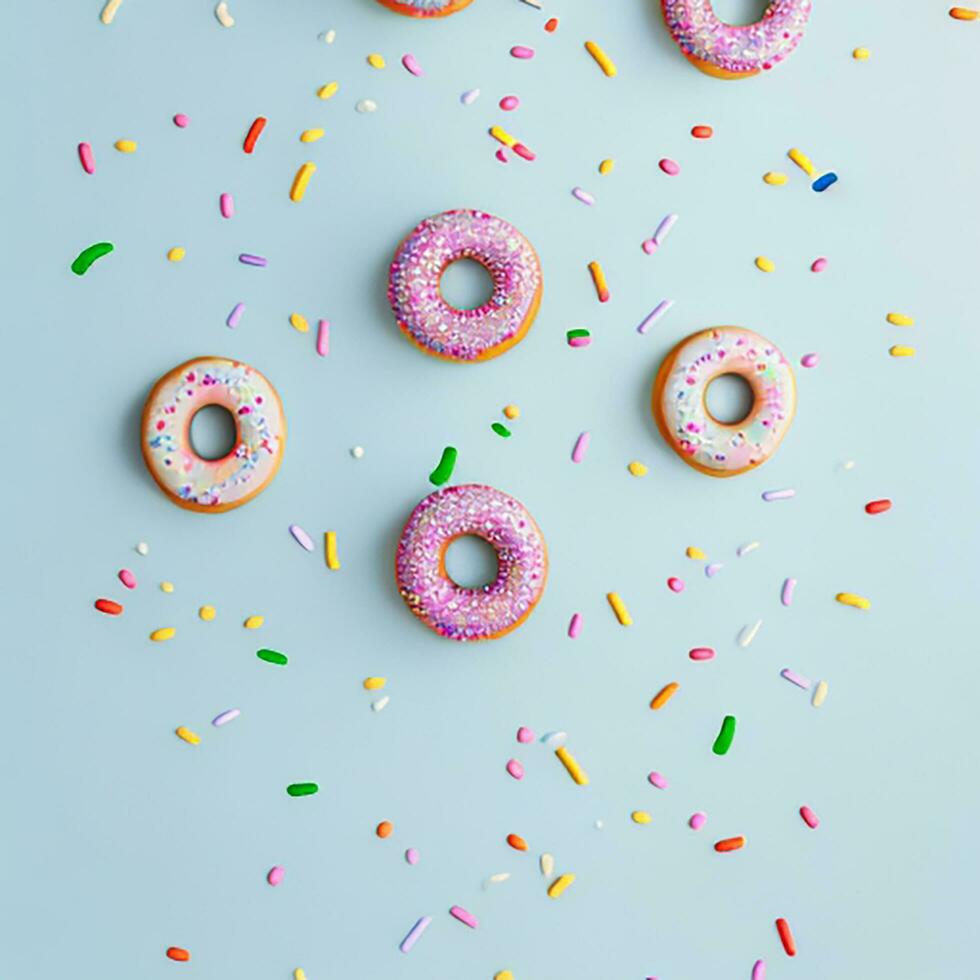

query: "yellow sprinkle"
left=367, top=53, right=386, bottom=69
left=363, top=677, right=386, bottom=691
left=489, top=125, right=517, bottom=148
left=627, top=461, right=648, bottom=477
left=494, top=973, right=514, bottom=980
left=886, top=312, right=914, bottom=326
left=755, top=256, right=775, bottom=273
left=244, top=615, right=264, bottom=629
left=631, top=810, right=652, bottom=824
left=317, top=81, right=340, bottom=100
left=686, top=546, right=706, bottom=560
left=606, top=592, right=632, bottom=626
left=763, top=171, right=789, bottom=185
left=503, top=404, right=520, bottom=420
left=300, top=128, right=325, bottom=143
left=836, top=592, right=871, bottom=610
left=852, top=47, right=871, bottom=60
left=294, top=971, right=307, bottom=980
left=160, top=581, right=174, bottom=593
left=650, top=681, right=680, bottom=710
left=555, top=746, right=589, bottom=786
left=175, top=726, right=201, bottom=745
left=584, top=40, right=617, bottom=77
left=100, top=0, right=124, bottom=25
left=547, top=873, right=575, bottom=899
left=167, top=247, right=186, bottom=263
left=325, top=531, right=341, bottom=570
left=788, top=147, right=816, bottom=176
left=599, top=158, right=615, bottom=175
left=290, top=313, right=310, bottom=333
left=812, top=680, right=829, bottom=708
left=889, top=345, right=916, bottom=357
left=150, top=627, right=175, bottom=642
left=289, top=162, right=316, bottom=202
left=199, top=605, right=216, bottom=621
left=114, top=139, right=137, bottom=153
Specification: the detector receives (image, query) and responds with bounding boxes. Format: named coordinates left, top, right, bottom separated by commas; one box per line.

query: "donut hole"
left=704, top=373, right=755, bottom=425
left=440, top=258, right=494, bottom=311
left=189, top=404, right=238, bottom=460
left=444, top=534, right=499, bottom=589
left=711, top=0, right=768, bottom=26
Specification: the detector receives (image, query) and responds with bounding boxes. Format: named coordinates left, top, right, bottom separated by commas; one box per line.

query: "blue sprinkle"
left=812, top=172, right=838, bottom=193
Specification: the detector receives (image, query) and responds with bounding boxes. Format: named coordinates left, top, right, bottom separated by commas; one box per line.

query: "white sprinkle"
left=520, top=0, right=543, bottom=8
left=541, top=730, right=567, bottom=749
left=572, top=187, right=596, bottom=206
left=594, top=819, right=605, bottom=830
left=812, top=679, right=829, bottom=708
left=351, top=446, right=365, bottom=459
left=737, top=541, right=761, bottom=557
left=214, top=1, right=235, bottom=27
left=460, top=88, right=481, bottom=106
left=321, top=28, right=336, bottom=43
left=738, top=619, right=763, bottom=648
left=484, top=872, right=510, bottom=888
left=289, top=524, right=315, bottom=552
left=212, top=708, right=241, bottom=727
left=356, top=99, right=378, bottom=113
left=100, top=0, right=124, bottom=25
left=540, top=853, right=555, bottom=877
left=842, top=460, right=857, bottom=471
left=372, top=696, right=390, bottom=712
left=636, top=298, right=674, bottom=334
left=762, top=488, right=795, bottom=501
left=136, top=541, right=150, bottom=556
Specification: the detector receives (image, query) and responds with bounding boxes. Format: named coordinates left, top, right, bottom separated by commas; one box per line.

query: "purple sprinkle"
left=705, top=562, right=723, bottom=578
left=289, top=524, right=315, bottom=552
left=637, top=298, right=674, bottom=334
left=212, top=708, right=240, bottom=726
left=239, top=253, right=268, bottom=267
left=781, top=577, right=797, bottom=606
left=571, top=431, right=590, bottom=463
left=780, top=668, right=811, bottom=690
left=572, top=187, right=596, bottom=205
left=405, top=847, right=420, bottom=865
left=801, top=353, right=819, bottom=368
left=762, top=488, right=795, bottom=501
left=226, top=302, right=245, bottom=328
left=652, top=212, right=679, bottom=246
left=399, top=916, right=432, bottom=953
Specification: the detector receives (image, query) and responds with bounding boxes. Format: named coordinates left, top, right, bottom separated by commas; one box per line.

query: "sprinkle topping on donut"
left=388, top=209, right=542, bottom=362
left=395, top=484, right=547, bottom=641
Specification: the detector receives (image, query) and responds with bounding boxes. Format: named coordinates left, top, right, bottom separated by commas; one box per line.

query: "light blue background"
left=3, top=1, right=979, bottom=977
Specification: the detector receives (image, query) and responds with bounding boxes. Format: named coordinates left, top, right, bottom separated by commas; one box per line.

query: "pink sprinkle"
left=705, top=563, right=723, bottom=578
left=78, top=142, right=95, bottom=175
left=401, top=53, right=424, bottom=76
left=495, top=148, right=509, bottom=164
left=571, top=431, right=590, bottom=463
left=800, top=353, right=819, bottom=368
left=316, top=319, right=330, bottom=356
left=227, top=302, right=245, bottom=329
left=449, top=905, right=479, bottom=929
left=810, top=257, right=828, bottom=273
left=219, top=193, right=234, bottom=219
left=572, top=187, right=596, bottom=205
left=568, top=612, right=583, bottom=638
left=267, top=865, right=285, bottom=886
left=641, top=239, right=657, bottom=254
left=568, top=335, right=591, bottom=347
left=752, top=961, right=766, bottom=980
left=506, top=758, right=525, bottom=780
left=689, top=811, right=707, bottom=830
left=499, top=95, right=520, bottom=111
left=513, top=142, right=536, bottom=161
left=780, top=668, right=811, bottom=690
left=517, top=726, right=535, bottom=743
left=781, top=577, right=797, bottom=606
left=289, top=524, right=315, bottom=552
left=173, top=113, right=190, bottom=128
left=510, top=45, right=535, bottom=59
left=667, top=576, right=685, bottom=593
left=799, top=805, right=820, bottom=829
left=405, top=847, right=420, bottom=865
left=689, top=647, right=715, bottom=661
left=647, top=771, right=668, bottom=789
left=118, top=569, right=137, bottom=589
left=658, top=158, right=681, bottom=176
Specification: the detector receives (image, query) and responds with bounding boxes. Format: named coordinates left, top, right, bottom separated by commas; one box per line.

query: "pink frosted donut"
left=388, top=209, right=543, bottom=363
left=395, top=485, right=548, bottom=641
left=661, top=0, right=812, bottom=78
left=376, top=0, right=473, bottom=16
left=651, top=328, right=796, bottom=477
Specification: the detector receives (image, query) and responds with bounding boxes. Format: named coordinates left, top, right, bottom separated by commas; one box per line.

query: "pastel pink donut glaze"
left=388, top=210, right=542, bottom=362
left=395, top=484, right=547, bottom=641
left=661, top=0, right=812, bottom=78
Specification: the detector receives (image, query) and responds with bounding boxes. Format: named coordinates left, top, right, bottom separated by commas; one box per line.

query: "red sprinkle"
left=544, top=17, right=559, bottom=32
left=691, top=125, right=714, bottom=139
left=95, top=598, right=123, bottom=615
left=243, top=116, right=267, bottom=154
left=166, top=947, right=191, bottom=962
left=799, top=805, right=820, bottom=829
left=776, top=918, right=797, bottom=957
left=865, top=499, right=892, bottom=515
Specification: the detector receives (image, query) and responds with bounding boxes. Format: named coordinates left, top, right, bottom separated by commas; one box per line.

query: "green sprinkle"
left=257, top=648, right=288, bottom=665
left=71, top=241, right=114, bottom=276
left=712, top=715, right=737, bottom=755
left=287, top=782, right=319, bottom=797
left=428, top=445, right=458, bottom=486
left=567, top=328, right=591, bottom=340
left=491, top=422, right=511, bottom=438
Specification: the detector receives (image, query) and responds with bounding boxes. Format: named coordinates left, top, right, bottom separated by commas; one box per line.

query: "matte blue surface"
left=3, top=1, right=979, bottom=978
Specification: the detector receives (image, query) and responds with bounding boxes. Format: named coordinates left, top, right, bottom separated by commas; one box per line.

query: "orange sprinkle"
left=588, top=260, right=609, bottom=302
left=166, top=947, right=191, bottom=962
left=650, top=682, right=680, bottom=710
left=950, top=6, right=979, bottom=20
left=376, top=820, right=393, bottom=838
left=506, top=833, right=528, bottom=851
left=714, top=835, right=746, bottom=852
left=691, top=124, right=713, bottom=139
left=544, top=17, right=558, bottom=32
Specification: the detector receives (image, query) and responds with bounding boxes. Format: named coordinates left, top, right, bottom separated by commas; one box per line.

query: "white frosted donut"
left=141, top=356, right=286, bottom=512
left=652, top=327, right=796, bottom=477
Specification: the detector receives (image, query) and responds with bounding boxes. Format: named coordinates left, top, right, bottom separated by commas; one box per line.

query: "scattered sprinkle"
left=763, top=172, right=789, bottom=185
left=175, top=726, right=200, bottom=745
left=267, top=866, right=285, bottom=886
left=572, top=187, right=596, bottom=205
left=852, top=46, right=870, bottom=60
left=737, top=541, right=760, bottom=557
left=100, top=0, right=124, bottom=24
left=289, top=313, right=309, bottom=334
left=571, top=431, right=590, bottom=463
left=547, top=873, right=575, bottom=898
left=506, top=759, right=525, bottom=780
left=363, top=677, right=386, bottom=691
left=500, top=95, right=520, bottom=111
left=71, top=242, right=114, bottom=276
left=776, top=918, right=797, bottom=957
left=460, top=88, right=480, bottom=105
left=173, top=114, right=190, bottom=127
left=636, top=299, right=674, bottom=334
left=511, top=45, right=535, bottom=59
left=351, top=446, right=365, bottom=458
left=865, top=498, right=892, bottom=514
left=289, top=162, right=317, bottom=202
left=517, top=726, right=535, bottom=743
left=755, top=255, right=776, bottom=273
left=811, top=257, right=828, bottom=272
left=801, top=353, right=819, bottom=368
left=114, top=139, right=137, bottom=153
left=689, top=811, right=707, bottom=830
left=118, top=569, right=136, bottom=589
left=667, top=577, right=685, bottom=593
left=886, top=312, right=914, bottom=326
left=405, top=848, right=420, bottom=864
left=399, top=916, right=431, bottom=953
left=239, top=253, right=267, bottom=267
left=689, top=647, right=715, bottom=661
left=950, top=6, right=979, bottom=19
left=214, top=1, right=234, bottom=28
left=166, top=947, right=190, bottom=962
left=588, top=260, right=609, bottom=301
left=78, top=142, right=95, bottom=174
left=555, top=745, right=589, bottom=785
left=507, top=833, right=528, bottom=851
left=567, top=328, right=591, bottom=347
left=762, top=488, right=795, bottom=501
left=648, top=771, right=668, bottom=789
left=738, top=619, right=762, bottom=647
left=889, top=345, right=916, bottom=357
left=376, top=820, right=393, bottom=838
left=584, top=40, right=617, bottom=76
left=503, top=404, right=520, bottom=420
left=356, top=99, right=378, bottom=113
left=705, top=563, right=723, bottom=577
left=167, top=247, right=185, bottom=262
left=325, top=531, right=341, bottom=570
left=136, top=541, right=150, bottom=556
left=781, top=578, right=797, bottom=606
left=836, top=592, right=870, bottom=610
left=788, top=147, right=816, bottom=176
left=220, top=193, right=234, bottom=218
left=686, top=546, right=706, bottom=560
left=650, top=682, right=680, bottom=710
left=599, top=158, right=614, bottom=174
left=812, top=679, right=829, bottom=707
left=226, top=302, right=246, bottom=328
left=449, top=905, right=478, bottom=929
left=402, top=54, right=424, bottom=76
left=372, top=696, right=390, bottom=712
left=160, top=581, right=174, bottom=593
left=199, top=605, right=216, bottom=621
left=150, top=627, right=175, bottom=642
left=753, top=961, right=766, bottom=980
left=317, top=82, right=340, bottom=100
left=429, top=446, right=458, bottom=486
left=212, top=708, right=240, bottom=726
left=286, top=783, right=319, bottom=797
left=367, top=53, right=386, bottom=69
left=257, top=648, right=287, bottom=665
left=712, top=715, right=737, bottom=755
left=800, top=805, right=820, bottom=829
left=491, top=421, right=511, bottom=438
left=244, top=615, right=264, bottom=629
left=321, top=29, right=336, bottom=43
left=714, top=835, right=746, bottom=852
left=631, top=810, right=652, bottom=824
left=300, top=128, right=325, bottom=143
left=289, top=524, right=314, bottom=551
left=658, top=157, right=680, bottom=176
left=781, top=668, right=811, bottom=689
left=606, top=592, right=632, bottom=626
left=691, top=124, right=713, bottom=138
left=243, top=117, right=266, bottom=153
left=317, top=319, right=330, bottom=356
left=627, top=461, right=648, bottom=477
left=567, top=612, right=583, bottom=638
left=540, top=853, right=555, bottom=876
